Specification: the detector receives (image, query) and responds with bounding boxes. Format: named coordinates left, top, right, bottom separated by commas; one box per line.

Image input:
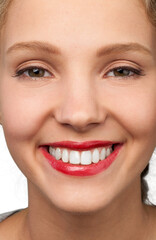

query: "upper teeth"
left=49, top=146, right=113, bottom=165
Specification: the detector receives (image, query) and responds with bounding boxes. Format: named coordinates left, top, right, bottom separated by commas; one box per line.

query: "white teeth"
left=48, top=146, right=113, bottom=165
left=69, top=151, right=81, bottom=164
left=81, top=151, right=92, bottom=165
left=106, top=148, right=111, bottom=157
left=100, top=148, right=106, bottom=160
left=92, top=148, right=100, bottom=163
left=55, top=148, right=61, bottom=160
left=62, top=149, right=69, bottom=163
left=49, top=147, right=55, bottom=156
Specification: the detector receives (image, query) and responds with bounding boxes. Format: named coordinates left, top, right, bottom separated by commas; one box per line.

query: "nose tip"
left=53, top=75, right=108, bottom=132
left=60, top=112, right=102, bottom=132
left=55, top=92, right=106, bottom=132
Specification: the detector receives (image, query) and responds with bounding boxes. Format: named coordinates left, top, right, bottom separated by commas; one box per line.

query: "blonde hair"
left=143, top=0, right=156, bottom=26
left=0, top=0, right=12, bottom=29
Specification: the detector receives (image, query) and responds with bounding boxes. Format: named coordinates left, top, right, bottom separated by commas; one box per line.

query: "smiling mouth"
left=40, top=141, right=124, bottom=176
left=48, top=145, right=114, bottom=165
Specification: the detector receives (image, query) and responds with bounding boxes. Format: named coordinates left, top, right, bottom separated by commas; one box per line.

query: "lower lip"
left=40, top=144, right=123, bottom=176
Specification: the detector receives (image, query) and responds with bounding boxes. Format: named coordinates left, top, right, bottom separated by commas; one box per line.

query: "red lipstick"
left=40, top=141, right=123, bottom=176
left=46, top=141, right=116, bottom=150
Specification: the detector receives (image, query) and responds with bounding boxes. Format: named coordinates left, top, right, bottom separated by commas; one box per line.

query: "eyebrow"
left=7, top=41, right=61, bottom=55
left=96, top=42, right=152, bottom=57
left=6, top=41, right=152, bottom=57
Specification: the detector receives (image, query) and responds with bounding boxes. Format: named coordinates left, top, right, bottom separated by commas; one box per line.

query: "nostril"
left=54, top=95, right=106, bottom=130
left=62, top=122, right=100, bottom=132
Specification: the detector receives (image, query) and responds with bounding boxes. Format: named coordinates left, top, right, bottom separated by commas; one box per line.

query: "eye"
left=105, top=66, right=142, bottom=78
left=26, top=68, right=50, bottom=78
left=14, top=67, right=52, bottom=79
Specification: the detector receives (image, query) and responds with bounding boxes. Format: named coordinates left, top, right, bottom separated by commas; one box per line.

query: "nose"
left=54, top=79, right=107, bottom=132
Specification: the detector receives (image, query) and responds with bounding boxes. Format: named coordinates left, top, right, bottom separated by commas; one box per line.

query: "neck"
left=22, top=179, right=151, bottom=240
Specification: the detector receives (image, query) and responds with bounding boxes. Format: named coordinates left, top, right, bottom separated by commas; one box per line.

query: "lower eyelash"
left=12, top=65, right=145, bottom=80
left=106, top=66, right=144, bottom=78
left=13, top=67, right=47, bottom=78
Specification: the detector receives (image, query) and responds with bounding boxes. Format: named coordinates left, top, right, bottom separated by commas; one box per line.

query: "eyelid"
left=13, top=65, right=54, bottom=78
left=104, top=65, right=144, bottom=78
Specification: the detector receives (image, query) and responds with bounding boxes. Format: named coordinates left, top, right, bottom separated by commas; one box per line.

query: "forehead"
left=1, top=0, right=155, bottom=55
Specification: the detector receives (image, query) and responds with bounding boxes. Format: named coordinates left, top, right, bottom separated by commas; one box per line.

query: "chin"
left=48, top=191, right=114, bottom=215
left=54, top=201, right=106, bottom=215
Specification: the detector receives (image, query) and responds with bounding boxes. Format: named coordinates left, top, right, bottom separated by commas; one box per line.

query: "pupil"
left=33, top=69, right=40, bottom=74
left=115, top=68, right=129, bottom=76
left=29, top=68, right=44, bottom=77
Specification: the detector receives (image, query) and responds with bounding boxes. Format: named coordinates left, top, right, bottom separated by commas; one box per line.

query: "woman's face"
left=0, top=0, right=156, bottom=213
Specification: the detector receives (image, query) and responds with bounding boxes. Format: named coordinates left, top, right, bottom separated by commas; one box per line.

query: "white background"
left=0, top=126, right=156, bottom=213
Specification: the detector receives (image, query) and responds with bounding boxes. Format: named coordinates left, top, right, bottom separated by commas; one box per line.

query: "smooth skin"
left=0, top=0, right=156, bottom=239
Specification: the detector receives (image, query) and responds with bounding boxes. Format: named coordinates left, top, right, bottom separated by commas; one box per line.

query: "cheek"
left=0, top=75, right=63, bottom=139
left=0, top=89, right=49, bottom=141
left=105, top=85, right=156, bottom=140
left=119, top=98, right=156, bottom=137
left=0, top=77, right=62, bottom=145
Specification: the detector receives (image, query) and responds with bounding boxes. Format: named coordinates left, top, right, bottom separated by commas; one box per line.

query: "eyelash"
left=104, top=66, right=144, bottom=79
left=13, top=66, right=52, bottom=80
left=13, top=65, right=144, bottom=80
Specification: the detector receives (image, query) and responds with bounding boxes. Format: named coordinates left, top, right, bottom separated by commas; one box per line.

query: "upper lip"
left=41, top=141, right=122, bottom=151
